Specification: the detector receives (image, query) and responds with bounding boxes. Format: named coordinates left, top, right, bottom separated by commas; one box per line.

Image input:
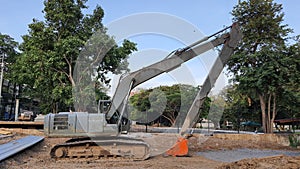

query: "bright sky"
left=1, top=1, right=299, bottom=43
left=0, top=0, right=299, bottom=94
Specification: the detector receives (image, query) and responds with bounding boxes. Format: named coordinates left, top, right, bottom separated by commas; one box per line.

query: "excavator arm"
left=166, top=22, right=242, bottom=156
left=180, top=22, right=241, bottom=135
left=106, top=23, right=242, bottom=126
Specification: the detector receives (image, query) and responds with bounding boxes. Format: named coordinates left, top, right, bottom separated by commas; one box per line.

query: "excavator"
left=44, top=23, right=242, bottom=160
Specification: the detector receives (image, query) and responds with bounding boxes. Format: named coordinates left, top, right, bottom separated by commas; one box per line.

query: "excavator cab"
left=98, top=100, right=131, bottom=133
left=97, top=100, right=111, bottom=114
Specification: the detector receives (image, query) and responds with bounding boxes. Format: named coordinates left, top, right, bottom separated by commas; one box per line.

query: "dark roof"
left=274, top=118, right=300, bottom=125
left=240, top=121, right=261, bottom=127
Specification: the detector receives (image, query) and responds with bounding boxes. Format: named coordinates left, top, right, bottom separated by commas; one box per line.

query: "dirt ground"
left=0, top=129, right=300, bottom=169
left=217, top=155, right=300, bottom=169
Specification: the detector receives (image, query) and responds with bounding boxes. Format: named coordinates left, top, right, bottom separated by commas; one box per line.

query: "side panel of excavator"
left=44, top=112, right=118, bottom=137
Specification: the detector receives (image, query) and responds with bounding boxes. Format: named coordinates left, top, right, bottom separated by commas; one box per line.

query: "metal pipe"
left=0, top=53, right=4, bottom=109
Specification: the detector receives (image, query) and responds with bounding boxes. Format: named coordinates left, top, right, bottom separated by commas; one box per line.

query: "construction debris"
left=0, top=128, right=12, bottom=135
left=0, top=135, right=44, bottom=162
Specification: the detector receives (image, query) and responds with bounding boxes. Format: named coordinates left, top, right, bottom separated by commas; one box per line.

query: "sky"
left=0, top=0, right=299, bottom=95
left=1, top=1, right=299, bottom=43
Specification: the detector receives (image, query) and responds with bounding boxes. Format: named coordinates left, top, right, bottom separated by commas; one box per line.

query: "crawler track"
left=50, top=136, right=150, bottom=161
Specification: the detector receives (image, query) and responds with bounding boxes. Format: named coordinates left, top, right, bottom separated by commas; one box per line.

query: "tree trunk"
left=52, top=102, right=56, bottom=114
left=267, top=94, right=272, bottom=133
left=163, top=111, right=176, bottom=126
left=259, top=92, right=277, bottom=133
left=259, top=94, right=267, bottom=133
left=270, top=93, right=277, bottom=133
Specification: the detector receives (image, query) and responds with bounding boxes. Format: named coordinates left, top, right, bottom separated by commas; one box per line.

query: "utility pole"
left=0, top=53, right=4, bottom=110
left=15, top=99, right=19, bottom=121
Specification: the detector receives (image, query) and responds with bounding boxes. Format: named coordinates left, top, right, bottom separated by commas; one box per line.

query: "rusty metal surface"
left=0, top=135, right=44, bottom=161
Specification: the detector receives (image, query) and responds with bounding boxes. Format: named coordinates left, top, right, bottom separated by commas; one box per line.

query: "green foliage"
left=279, top=42, right=300, bottom=118
left=129, top=84, right=211, bottom=127
left=221, top=85, right=261, bottom=130
left=0, top=33, right=19, bottom=78
left=228, top=0, right=299, bottom=133
left=229, top=0, right=292, bottom=92
left=0, top=33, right=19, bottom=57
left=208, top=94, right=226, bottom=129
left=129, top=88, right=167, bottom=124
left=9, top=0, right=136, bottom=113
left=0, top=34, right=19, bottom=113
left=288, top=134, right=300, bottom=148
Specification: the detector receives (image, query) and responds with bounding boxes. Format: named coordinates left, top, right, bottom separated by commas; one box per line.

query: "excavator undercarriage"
left=50, top=136, right=150, bottom=160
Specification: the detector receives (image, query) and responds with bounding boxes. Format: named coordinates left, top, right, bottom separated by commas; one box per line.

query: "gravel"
left=197, top=149, right=300, bottom=162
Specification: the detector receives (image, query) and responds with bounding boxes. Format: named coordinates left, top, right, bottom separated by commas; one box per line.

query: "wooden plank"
left=0, top=135, right=44, bottom=161
left=0, top=129, right=12, bottom=135
left=0, top=121, right=44, bottom=125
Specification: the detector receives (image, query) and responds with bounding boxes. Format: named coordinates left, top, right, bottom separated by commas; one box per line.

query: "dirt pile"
left=189, top=134, right=294, bottom=152
left=217, top=155, right=300, bottom=169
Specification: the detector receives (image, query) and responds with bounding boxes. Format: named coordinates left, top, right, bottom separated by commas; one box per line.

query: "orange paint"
left=165, top=137, right=188, bottom=156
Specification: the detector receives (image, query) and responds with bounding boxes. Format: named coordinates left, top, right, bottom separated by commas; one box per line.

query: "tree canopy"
left=0, top=33, right=18, bottom=57
left=9, top=0, right=136, bottom=113
left=129, top=84, right=211, bottom=127
left=228, top=0, right=299, bottom=133
left=0, top=33, right=19, bottom=114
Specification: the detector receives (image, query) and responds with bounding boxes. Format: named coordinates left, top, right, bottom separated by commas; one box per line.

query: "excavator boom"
left=106, top=23, right=240, bottom=123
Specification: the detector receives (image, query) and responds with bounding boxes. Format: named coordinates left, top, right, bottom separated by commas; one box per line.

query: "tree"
left=0, top=33, right=19, bottom=116
left=221, top=85, right=261, bottom=130
left=0, top=33, right=19, bottom=80
left=129, top=88, right=167, bottom=125
left=10, top=0, right=136, bottom=113
left=0, top=33, right=18, bottom=58
left=229, top=0, right=294, bottom=133
left=209, top=95, right=226, bottom=129
left=276, top=39, right=300, bottom=121
left=129, top=84, right=211, bottom=127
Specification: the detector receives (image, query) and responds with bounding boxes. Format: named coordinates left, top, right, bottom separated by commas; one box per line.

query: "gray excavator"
left=44, top=23, right=242, bottom=160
